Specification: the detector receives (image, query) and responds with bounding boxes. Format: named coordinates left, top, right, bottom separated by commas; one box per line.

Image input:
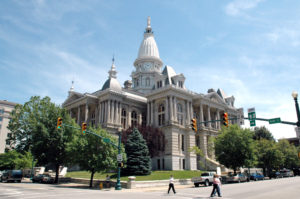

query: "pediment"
left=62, top=92, right=84, bottom=106
left=207, top=92, right=226, bottom=105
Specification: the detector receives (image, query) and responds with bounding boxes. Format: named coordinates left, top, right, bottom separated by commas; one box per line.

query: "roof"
left=101, top=78, right=122, bottom=91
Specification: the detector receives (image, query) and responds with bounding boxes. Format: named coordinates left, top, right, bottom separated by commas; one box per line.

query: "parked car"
left=280, top=169, right=294, bottom=177
left=225, top=173, right=249, bottom=183
left=269, top=171, right=281, bottom=179
left=250, top=173, right=264, bottom=181
left=32, top=174, right=54, bottom=183
left=192, top=172, right=216, bottom=187
left=0, top=170, right=22, bottom=183
left=292, top=168, right=300, bottom=176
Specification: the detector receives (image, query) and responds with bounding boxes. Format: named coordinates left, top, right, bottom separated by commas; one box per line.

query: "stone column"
left=128, top=107, right=132, bottom=127
left=169, top=97, right=173, bottom=121
left=174, top=97, right=177, bottom=122
left=77, top=106, right=81, bottom=125
left=111, top=100, right=115, bottom=123
left=85, top=103, right=89, bottom=123
left=199, top=103, right=204, bottom=127
left=207, top=106, right=211, bottom=128
left=104, top=101, right=108, bottom=123
left=165, top=98, right=169, bottom=123
left=150, top=101, right=154, bottom=125
left=186, top=100, right=190, bottom=124
left=107, top=100, right=111, bottom=123
left=147, top=102, right=150, bottom=125
left=217, top=109, right=220, bottom=129
left=200, top=133, right=208, bottom=157
left=190, top=102, right=194, bottom=120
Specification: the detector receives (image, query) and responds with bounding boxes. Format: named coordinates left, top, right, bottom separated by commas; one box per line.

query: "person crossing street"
left=167, top=175, right=176, bottom=194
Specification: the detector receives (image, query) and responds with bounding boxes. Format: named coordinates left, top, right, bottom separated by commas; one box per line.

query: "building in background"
left=0, top=100, right=17, bottom=153
left=63, top=17, right=243, bottom=171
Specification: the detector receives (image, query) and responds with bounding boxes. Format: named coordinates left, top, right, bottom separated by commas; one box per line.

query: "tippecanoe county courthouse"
left=63, top=17, right=243, bottom=171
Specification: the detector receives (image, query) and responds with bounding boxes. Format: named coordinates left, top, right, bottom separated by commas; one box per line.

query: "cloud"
left=265, top=27, right=300, bottom=47
left=225, top=0, right=264, bottom=16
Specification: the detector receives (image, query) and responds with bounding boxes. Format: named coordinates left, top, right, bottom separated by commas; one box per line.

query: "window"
left=177, top=103, right=183, bottom=125
left=162, top=159, right=165, bottom=170
left=181, top=135, right=185, bottom=151
left=6, top=140, right=10, bottom=145
left=157, top=80, right=162, bottom=88
left=91, top=112, right=95, bottom=127
left=0, top=109, right=4, bottom=114
left=157, top=159, right=161, bottom=170
left=0, top=117, right=2, bottom=122
left=158, top=104, right=165, bottom=126
left=179, top=81, right=183, bottom=88
left=121, top=109, right=126, bottom=129
left=145, top=77, right=150, bottom=87
left=183, top=159, right=185, bottom=170
left=131, top=111, right=137, bottom=127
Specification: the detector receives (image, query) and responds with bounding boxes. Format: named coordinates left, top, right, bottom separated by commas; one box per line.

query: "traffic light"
left=118, top=162, right=123, bottom=168
left=81, top=122, right=87, bottom=134
left=222, top=112, right=228, bottom=127
left=191, top=118, right=197, bottom=132
left=56, top=117, right=62, bottom=129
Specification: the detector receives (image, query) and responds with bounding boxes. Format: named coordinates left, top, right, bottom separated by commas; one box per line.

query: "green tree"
left=189, top=146, right=205, bottom=170
left=7, top=96, right=77, bottom=183
left=71, top=126, right=123, bottom=187
left=0, top=150, right=33, bottom=170
left=255, top=139, right=284, bottom=176
left=214, top=125, right=255, bottom=174
left=277, top=139, right=299, bottom=169
left=253, top=126, right=275, bottom=141
left=124, top=128, right=151, bottom=175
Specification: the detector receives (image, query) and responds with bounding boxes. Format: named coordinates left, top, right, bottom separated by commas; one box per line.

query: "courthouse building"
left=63, top=17, right=243, bottom=171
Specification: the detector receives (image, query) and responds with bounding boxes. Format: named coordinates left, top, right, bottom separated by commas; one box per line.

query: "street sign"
left=248, top=107, right=255, bottom=113
left=250, top=120, right=256, bottom=127
left=248, top=112, right=256, bottom=120
left=103, top=138, right=110, bottom=143
left=268, top=118, right=281, bottom=124
left=237, top=108, right=244, bottom=125
left=117, top=154, right=122, bottom=162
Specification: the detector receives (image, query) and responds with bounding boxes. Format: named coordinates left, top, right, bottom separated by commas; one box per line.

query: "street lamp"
left=115, top=127, right=122, bottom=190
left=292, top=91, right=300, bottom=127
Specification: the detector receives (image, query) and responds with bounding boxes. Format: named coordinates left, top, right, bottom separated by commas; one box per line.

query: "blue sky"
left=1, top=0, right=300, bottom=139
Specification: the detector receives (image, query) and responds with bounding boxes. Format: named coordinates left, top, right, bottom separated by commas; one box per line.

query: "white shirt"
left=169, top=177, right=174, bottom=184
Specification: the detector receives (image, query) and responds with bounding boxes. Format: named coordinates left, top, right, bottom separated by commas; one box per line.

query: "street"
left=0, top=176, right=300, bottom=199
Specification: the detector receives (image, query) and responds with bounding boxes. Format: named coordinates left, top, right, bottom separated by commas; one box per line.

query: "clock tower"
left=131, top=17, right=163, bottom=94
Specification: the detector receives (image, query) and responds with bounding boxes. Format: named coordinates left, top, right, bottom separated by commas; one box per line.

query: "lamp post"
left=292, top=91, right=300, bottom=127
left=115, top=127, right=122, bottom=190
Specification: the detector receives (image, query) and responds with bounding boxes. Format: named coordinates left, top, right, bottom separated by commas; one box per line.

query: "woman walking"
left=210, top=174, right=222, bottom=197
left=167, top=175, right=176, bottom=194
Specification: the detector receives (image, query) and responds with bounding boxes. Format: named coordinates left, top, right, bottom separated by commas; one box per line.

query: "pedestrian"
left=210, top=174, right=222, bottom=197
left=105, top=175, right=110, bottom=188
left=167, top=175, right=176, bottom=194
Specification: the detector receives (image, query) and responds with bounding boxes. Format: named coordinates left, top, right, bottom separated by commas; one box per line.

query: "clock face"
left=143, top=62, right=153, bottom=70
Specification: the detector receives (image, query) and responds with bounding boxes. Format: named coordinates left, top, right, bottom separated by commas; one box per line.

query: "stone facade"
left=0, top=100, right=17, bottom=153
left=62, top=17, right=243, bottom=171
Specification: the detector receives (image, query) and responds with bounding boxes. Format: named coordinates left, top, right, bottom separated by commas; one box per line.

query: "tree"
left=122, top=125, right=166, bottom=158
left=189, top=146, right=205, bottom=170
left=253, top=126, right=275, bottom=141
left=277, top=139, right=299, bottom=169
left=255, top=139, right=284, bottom=176
left=71, top=126, right=123, bottom=187
left=124, top=128, right=151, bottom=175
left=7, top=96, right=77, bottom=183
left=214, top=125, right=255, bottom=174
left=0, top=150, right=33, bottom=170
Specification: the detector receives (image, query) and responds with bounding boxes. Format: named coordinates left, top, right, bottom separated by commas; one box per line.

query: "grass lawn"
left=66, top=170, right=203, bottom=181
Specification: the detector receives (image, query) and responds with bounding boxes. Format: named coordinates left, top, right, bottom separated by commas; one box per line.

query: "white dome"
left=137, top=33, right=160, bottom=59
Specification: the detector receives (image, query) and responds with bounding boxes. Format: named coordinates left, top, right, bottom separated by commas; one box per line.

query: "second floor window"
left=158, top=104, right=165, bottom=126
left=177, top=103, right=183, bottom=125
left=179, top=81, right=183, bottom=88
left=157, top=81, right=162, bottom=88
left=121, top=108, right=126, bottom=129
left=131, top=111, right=137, bottom=127
left=146, top=77, right=150, bottom=87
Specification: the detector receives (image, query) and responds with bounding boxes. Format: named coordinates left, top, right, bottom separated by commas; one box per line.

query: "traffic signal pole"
left=115, top=131, right=122, bottom=190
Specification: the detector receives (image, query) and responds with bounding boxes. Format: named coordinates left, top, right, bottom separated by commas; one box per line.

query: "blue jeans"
left=210, top=184, right=221, bottom=197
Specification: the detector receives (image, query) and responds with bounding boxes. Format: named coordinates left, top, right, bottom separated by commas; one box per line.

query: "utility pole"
left=115, top=127, right=122, bottom=190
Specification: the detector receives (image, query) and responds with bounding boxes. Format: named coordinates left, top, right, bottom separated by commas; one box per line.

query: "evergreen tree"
left=124, top=128, right=151, bottom=175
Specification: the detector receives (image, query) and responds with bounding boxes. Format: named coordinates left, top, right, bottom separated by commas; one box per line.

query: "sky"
left=1, top=0, right=300, bottom=140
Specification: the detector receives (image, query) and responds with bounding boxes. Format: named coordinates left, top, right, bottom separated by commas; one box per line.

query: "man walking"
left=167, top=175, right=176, bottom=194
left=210, top=174, right=222, bottom=197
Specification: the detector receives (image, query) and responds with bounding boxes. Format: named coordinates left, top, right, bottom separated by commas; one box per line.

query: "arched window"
left=121, top=108, right=126, bottom=129
left=145, top=77, right=150, bottom=87
left=158, top=104, right=165, bottom=126
left=131, top=111, right=137, bottom=127
left=177, top=103, right=183, bottom=125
